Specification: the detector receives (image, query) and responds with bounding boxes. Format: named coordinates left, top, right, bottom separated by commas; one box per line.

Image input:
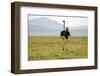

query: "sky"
left=28, top=15, right=88, bottom=36
left=29, top=15, right=88, bottom=28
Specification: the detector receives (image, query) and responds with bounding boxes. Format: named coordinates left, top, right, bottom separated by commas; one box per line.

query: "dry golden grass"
left=28, top=36, right=88, bottom=60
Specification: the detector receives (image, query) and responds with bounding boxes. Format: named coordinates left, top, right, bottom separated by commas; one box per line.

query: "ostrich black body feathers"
left=60, top=30, right=70, bottom=39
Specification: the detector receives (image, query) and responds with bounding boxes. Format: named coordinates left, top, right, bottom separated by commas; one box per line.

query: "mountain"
left=29, top=17, right=88, bottom=36
left=29, top=17, right=63, bottom=36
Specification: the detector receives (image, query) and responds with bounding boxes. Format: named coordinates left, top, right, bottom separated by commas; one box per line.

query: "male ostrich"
left=60, top=20, right=70, bottom=51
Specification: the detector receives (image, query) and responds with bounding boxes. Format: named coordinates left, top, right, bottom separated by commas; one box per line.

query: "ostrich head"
left=62, top=20, right=65, bottom=23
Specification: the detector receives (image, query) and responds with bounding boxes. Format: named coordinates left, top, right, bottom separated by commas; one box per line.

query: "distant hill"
left=29, top=17, right=88, bottom=36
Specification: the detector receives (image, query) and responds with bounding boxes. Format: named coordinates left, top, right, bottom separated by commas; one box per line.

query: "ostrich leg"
left=61, top=36, right=65, bottom=51
left=62, top=20, right=66, bottom=51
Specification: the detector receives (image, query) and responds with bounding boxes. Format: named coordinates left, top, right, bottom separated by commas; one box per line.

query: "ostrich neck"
left=63, top=23, right=66, bottom=31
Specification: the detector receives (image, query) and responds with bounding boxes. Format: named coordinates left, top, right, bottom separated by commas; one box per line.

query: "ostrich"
left=60, top=20, right=70, bottom=51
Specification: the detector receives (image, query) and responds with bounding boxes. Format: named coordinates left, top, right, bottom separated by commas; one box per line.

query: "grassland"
left=28, top=36, right=88, bottom=61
